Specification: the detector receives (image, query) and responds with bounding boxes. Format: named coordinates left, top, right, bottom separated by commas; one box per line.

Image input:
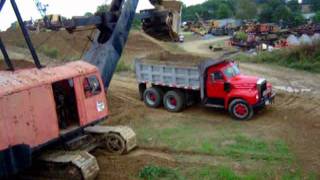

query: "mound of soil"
left=138, top=51, right=212, bottom=67
left=125, top=31, right=166, bottom=54
left=0, top=59, right=35, bottom=70
left=1, top=29, right=93, bottom=60
left=1, top=29, right=166, bottom=63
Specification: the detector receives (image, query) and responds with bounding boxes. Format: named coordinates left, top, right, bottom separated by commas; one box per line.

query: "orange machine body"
left=0, top=61, right=109, bottom=152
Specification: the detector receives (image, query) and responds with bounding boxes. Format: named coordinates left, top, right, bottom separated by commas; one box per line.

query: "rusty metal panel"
left=0, top=85, right=59, bottom=149
left=0, top=97, right=9, bottom=150
left=29, top=85, right=59, bottom=146
left=3, top=90, right=36, bottom=147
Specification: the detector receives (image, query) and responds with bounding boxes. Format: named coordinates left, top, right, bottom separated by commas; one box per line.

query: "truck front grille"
left=257, top=79, right=267, bottom=99
left=260, top=81, right=267, bottom=97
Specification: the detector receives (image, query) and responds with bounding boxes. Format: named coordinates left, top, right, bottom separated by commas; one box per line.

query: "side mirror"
left=224, top=82, right=232, bottom=92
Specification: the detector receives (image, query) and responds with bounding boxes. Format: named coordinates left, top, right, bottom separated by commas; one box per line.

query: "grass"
left=139, top=166, right=184, bottom=180
left=133, top=115, right=303, bottom=179
left=136, top=116, right=293, bottom=162
left=38, top=46, right=59, bottom=58
left=139, top=165, right=318, bottom=180
left=235, top=43, right=320, bottom=73
left=115, top=59, right=132, bottom=72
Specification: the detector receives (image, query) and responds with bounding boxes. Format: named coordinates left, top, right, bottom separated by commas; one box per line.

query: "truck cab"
left=205, top=61, right=275, bottom=120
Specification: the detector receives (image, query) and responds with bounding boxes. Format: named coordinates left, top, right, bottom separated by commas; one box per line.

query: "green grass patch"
left=136, top=117, right=292, bottom=162
left=185, top=165, right=318, bottom=180
left=235, top=44, right=320, bottom=73
left=115, top=59, right=132, bottom=72
left=38, top=46, right=59, bottom=58
left=139, top=166, right=184, bottom=180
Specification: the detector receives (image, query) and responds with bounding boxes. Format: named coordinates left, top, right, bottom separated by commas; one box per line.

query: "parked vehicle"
left=135, top=53, right=275, bottom=120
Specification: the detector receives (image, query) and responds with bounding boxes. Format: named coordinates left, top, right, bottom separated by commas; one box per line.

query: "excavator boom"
left=84, top=0, right=138, bottom=88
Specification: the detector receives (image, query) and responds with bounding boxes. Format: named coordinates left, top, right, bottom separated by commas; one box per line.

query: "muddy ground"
left=1, top=30, right=319, bottom=179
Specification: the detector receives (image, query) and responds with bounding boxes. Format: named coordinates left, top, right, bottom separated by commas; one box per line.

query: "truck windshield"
left=223, top=64, right=240, bottom=78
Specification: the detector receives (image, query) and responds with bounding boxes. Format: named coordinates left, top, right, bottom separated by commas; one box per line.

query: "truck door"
left=206, top=71, right=228, bottom=106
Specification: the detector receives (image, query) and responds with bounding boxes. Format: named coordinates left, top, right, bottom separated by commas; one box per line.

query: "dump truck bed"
left=135, top=52, right=213, bottom=90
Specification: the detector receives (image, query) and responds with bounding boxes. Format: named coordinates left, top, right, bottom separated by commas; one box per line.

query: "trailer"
left=135, top=52, right=275, bottom=120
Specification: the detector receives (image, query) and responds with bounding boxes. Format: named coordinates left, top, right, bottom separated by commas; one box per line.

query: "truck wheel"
left=228, top=99, right=254, bottom=120
left=143, top=87, right=163, bottom=108
left=163, top=90, right=185, bottom=112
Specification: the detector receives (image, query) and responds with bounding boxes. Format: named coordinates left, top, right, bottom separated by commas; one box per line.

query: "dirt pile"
left=138, top=51, right=212, bottom=67
left=125, top=31, right=167, bottom=54
left=1, top=29, right=167, bottom=63
left=0, top=59, right=35, bottom=70
left=1, top=29, right=93, bottom=60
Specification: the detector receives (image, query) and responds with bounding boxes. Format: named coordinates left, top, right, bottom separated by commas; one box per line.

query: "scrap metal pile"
left=182, top=18, right=242, bottom=37
left=230, top=22, right=320, bottom=50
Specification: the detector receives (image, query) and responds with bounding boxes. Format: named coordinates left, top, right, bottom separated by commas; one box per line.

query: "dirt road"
left=179, top=36, right=230, bottom=55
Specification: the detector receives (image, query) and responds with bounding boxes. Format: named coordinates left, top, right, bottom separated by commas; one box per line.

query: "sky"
left=0, top=0, right=206, bottom=31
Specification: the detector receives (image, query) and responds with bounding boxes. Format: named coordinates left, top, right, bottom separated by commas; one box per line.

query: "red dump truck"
left=135, top=53, right=275, bottom=120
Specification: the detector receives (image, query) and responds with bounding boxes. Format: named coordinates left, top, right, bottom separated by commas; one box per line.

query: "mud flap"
left=139, top=83, right=147, bottom=101
left=0, top=144, right=32, bottom=178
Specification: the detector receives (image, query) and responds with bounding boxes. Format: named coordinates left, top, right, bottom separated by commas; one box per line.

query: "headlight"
left=256, top=94, right=259, bottom=100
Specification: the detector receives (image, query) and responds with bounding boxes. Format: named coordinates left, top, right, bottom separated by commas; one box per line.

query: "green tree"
left=311, top=0, right=320, bottom=11
left=9, top=21, right=19, bottom=30
left=273, top=5, right=292, bottom=23
left=235, top=0, right=257, bottom=20
left=84, top=12, right=93, bottom=16
left=96, top=4, right=109, bottom=14
left=216, top=3, right=233, bottom=19
left=269, top=0, right=285, bottom=7
left=313, top=11, right=320, bottom=23
left=259, top=4, right=273, bottom=23
left=287, top=0, right=300, bottom=12
left=181, top=0, right=234, bottom=21
left=289, top=12, right=305, bottom=27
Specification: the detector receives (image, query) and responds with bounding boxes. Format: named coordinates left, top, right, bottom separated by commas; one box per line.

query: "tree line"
left=182, top=0, right=320, bottom=27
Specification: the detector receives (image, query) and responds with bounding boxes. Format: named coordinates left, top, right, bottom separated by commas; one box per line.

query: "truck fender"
left=225, top=91, right=258, bottom=109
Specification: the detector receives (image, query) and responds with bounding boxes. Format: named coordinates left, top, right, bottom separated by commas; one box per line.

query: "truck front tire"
left=228, top=99, right=254, bottom=120
left=163, top=90, right=185, bottom=112
left=143, top=87, right=163, bottom=108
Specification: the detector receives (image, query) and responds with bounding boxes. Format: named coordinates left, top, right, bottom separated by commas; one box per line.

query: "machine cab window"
left=83, top=75, right=102, bottom=98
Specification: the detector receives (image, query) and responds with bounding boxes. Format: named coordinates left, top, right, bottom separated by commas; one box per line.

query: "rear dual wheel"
left=163, top=90, right=185, bottom=112
left=143, top=87, right=164, bottom=108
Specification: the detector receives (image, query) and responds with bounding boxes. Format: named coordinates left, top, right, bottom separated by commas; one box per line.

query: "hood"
left=229, top=75, right=260, bottom=89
